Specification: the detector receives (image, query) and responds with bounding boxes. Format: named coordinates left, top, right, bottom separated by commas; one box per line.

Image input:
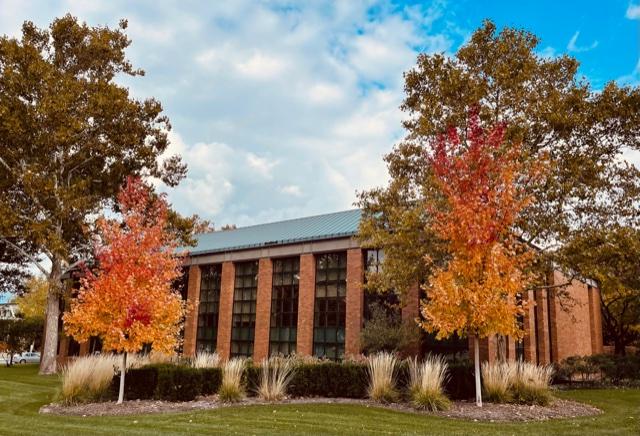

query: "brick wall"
left=549, top=271, right=598, bottom=361
left=182, top=264, right=201, bottom=357
left=296, top=253, right=315, bottom=356
left=345, top=249, right=364, bottom=357
left=253, top=258, right=273, bottom=362
left=216, top=261, right=235, bottom=360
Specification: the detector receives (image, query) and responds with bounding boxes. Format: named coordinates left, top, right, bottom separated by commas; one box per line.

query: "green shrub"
left=287, top=361, right=369, bottom=398
left=155, top=366, right=203, bottom=402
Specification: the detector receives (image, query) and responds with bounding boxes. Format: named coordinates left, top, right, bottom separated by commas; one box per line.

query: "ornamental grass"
left=257, top=356, right=296, bottom=401
left=218, top=358, right=246, bottom=402
left=408, top=355, right=451, bottom=411
left=366, top=352, right=398, bottom=403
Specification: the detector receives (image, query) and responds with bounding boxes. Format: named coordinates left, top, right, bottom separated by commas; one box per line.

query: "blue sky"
left=1, top=0, right=638, bottom=227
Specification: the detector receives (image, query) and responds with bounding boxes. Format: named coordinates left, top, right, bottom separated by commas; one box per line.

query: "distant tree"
left=357, top=20, right=640, bottom=303
left=220, top=224, right=237, bottom=231
left=15, top=277, right=48, bottom=322
left=0, top=319, right=43, bottom=366
left=0, top=240, right=31, bottom=295
left=0, top=15, right=188, bottom=374
left=64, top=177, right=185, bottom=404
left=419, top=116, right=543, bottom=407
left=360, top=303, right=421, bottom=357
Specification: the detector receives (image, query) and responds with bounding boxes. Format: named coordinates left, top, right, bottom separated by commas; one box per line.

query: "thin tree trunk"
left=118, top=352, right=127, bottom=404
left=474, top=335, right=482, bottom=407
left=39, top=260, right=62, bottom=375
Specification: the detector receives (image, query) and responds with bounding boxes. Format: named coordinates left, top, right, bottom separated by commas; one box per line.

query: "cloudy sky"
left=1, top=0, right=638, bottom=227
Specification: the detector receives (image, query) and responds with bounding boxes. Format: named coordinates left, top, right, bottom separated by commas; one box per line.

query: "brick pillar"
left=297, top=253, right=315, bottom=356
left=216, top=261, right=235, bottom=360
left=506, top=336, right=516, bottom=362
left=402, top=283, right=421, bottom=356
left=402, top=283, right=421, bottom=324
left=588, top=286, right=604, bottom=354
left=182, top=265, right=201, bottom=357
left=535, top=288, right=551, bottom=364
left=468, top=335, right=497, bottom=363
left=548, top=288, right=559, bottom=363
left=345, top=249, right=364, bottom=357
left=253, top=258, right=273, bottom=362
left=523, top=290, right=538, bottom=363
left=79, top=341, right=90, bottom=357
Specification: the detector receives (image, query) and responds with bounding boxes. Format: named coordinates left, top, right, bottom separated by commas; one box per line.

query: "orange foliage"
left=420, top=115, right=544, bottom=340
left=63, top=177, right=186, bottom=354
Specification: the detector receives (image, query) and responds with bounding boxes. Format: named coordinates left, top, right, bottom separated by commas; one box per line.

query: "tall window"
left=270, top=257, right=299, bottom=356
left=363, top=248, right=399, bottom=321
left=196, top=264, right=222, bottom=353
left=231, top=261, right=258, bottom=357
left=313, top=252, right=347, bottom=359
left=515, top=293, right=525, bottom=361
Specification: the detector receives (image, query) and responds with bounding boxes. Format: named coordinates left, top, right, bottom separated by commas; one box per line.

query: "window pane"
left=196, top=264, right=222, bottom=353
left=269, top=257, right=300, bottom=356
left=230, top=260, right=258, bottom=358
left=313, top=252, right=347, bottom=360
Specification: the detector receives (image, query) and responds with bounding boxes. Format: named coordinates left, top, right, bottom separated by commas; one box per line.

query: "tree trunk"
left=614, top=340, right=626, bottom=356
left=39, top=260, right=62, bottom=375
left=474, top=335, right=482, bottom=407
left=118, top=352, right=127, bottom=404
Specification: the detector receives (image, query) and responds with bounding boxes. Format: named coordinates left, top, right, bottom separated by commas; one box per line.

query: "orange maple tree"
left=64, top=176, right=185, bottom=403
left=419, top=114, right=544, bottom=406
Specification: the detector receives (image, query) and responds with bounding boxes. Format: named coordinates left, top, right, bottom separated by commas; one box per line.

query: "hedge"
left=111, top=358, right=476, bottom=402
left=110, top=364, right=222, bottom=402
left=555, top=353, right=640, bottom=385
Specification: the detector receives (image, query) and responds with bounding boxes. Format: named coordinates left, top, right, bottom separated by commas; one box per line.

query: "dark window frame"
left=313, top=252, right=347, bottom=360
left=196, top=264, right=222, bottom=353
left=230, top=261, right=258, bottom=358
left=269, top=257, right=300, bottom=356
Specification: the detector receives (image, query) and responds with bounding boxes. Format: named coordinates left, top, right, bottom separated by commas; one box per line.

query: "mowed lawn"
left=1, top=365, right=638, bottom=436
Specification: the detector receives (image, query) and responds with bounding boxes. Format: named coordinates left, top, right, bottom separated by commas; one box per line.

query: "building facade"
left=56, top=209, right=604, bottom=364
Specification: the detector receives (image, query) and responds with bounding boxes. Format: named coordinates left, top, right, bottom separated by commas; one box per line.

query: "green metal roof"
left=186, top=209, right=362, bottom=256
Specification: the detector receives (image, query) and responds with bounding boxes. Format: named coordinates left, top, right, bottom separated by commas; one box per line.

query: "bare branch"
left=0, top=237, right=50, bottom=276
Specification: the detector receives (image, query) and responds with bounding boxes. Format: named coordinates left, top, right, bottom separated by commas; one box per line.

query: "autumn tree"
left=357, top=21, right=640, bottom=311
left=15, top=277, right=48, bottom=322
left=419, top=116, right=543, bottom=407
left=64, top=177, right=185, bottom=404
left=0, top=15, right=189, bottom=374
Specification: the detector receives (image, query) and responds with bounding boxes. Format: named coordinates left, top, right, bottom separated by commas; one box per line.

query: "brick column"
left=402, top=283, right=421, bottom=324
left=523, top=290, right=538, bottom=363
left=535, top=288, right=551, bottom=364
left=296, top=253, right=315, bottom=356
left=79, top=341, right=90, bottom=357
left=588, top=286, right=604, bottom=354
left=253, top=258, right=273, bottom=362
left=345, top=249, right=364, bottom=357
left=182, top=265, right=201, bottom=357
left=216, top=261, right=235, bottom=360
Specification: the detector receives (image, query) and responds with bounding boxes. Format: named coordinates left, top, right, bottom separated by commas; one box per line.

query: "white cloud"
left=538, top=46, right=557, bottom=59
left=235, top=51, right=287, bottom=79
left=246, top=153, right=279, bottom=178
left=4, top=0, right=454, bottom=226
left=567, top=31, right=599, bottom=53
left=280, top=185, right=303, bottom=197
left=626, top=3, right=640, bottom=19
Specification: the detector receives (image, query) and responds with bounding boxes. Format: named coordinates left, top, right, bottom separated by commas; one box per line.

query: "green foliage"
left=556, top=354, right=640, bottom=385
left=287, top=361, right=369, bottom=398
left=110, top=364, right=223, bottom=402
left=0, top=319, right=43, bottom=365
left=360, top=303, right=421, bottom=356
left=15, top=277, right=48, bottom=322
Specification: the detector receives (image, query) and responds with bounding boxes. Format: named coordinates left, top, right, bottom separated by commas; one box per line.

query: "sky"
left=1, top=0, right=639, bottom=228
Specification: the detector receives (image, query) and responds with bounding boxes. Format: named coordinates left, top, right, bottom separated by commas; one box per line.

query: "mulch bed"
left=40, top=396, right=601, bottom=422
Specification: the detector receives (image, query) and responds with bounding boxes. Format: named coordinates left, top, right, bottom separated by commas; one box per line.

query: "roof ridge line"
left=197, top=208, right=361, bottom=236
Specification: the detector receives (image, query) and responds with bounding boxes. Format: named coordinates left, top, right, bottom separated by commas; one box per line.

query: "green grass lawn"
left=1, top=365, right=638, bottom=435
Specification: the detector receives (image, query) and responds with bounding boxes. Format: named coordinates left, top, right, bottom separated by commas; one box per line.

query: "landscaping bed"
left=40, top=396, right=601, bottom=422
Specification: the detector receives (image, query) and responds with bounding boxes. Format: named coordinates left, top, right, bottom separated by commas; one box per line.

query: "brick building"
left=56, top=209, right=603, bottom=364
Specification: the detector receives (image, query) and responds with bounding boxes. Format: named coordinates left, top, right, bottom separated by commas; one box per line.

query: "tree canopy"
left=358, top=20, right=640, bottom=301
left=0, top=15, right=186, bottom=374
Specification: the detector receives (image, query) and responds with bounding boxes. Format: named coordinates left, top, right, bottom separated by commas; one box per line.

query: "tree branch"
left=0, top=237, right=50, bottom=276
